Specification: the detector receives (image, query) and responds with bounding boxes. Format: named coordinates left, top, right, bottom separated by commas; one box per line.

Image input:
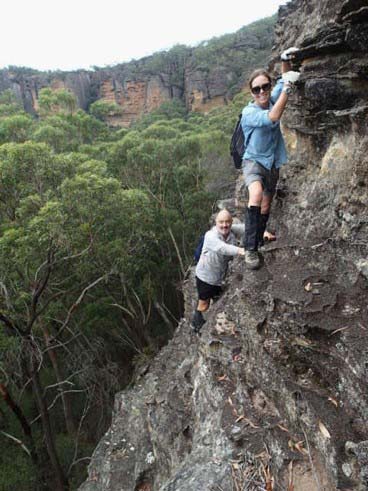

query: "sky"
left=1, top=0, right=288, bottom=72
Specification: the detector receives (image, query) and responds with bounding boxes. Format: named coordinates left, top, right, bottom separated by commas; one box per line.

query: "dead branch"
left=132, top=288, right=149, bottom=325
left=168, top=226, right=185, bottom=278
left=42, top=380, right=74, bottom=394
left=119, top=276, right=139, bottom=318
left=0, top=430, right=31, bottom=456
left=110, top=303, right=136, bottom=319
left=52, top=274, right=108, bottom=340
left=42, top=330, right=82, bottom=356
left=161, top=300, right=179, bottom=324
left=0, top=281, right=11, bottom=309
left=67, top=394, right=91, bottom=476
left=154, top=300, right=174, bottom=333
left=30, top=389, right=86, bottom=425
left=34, top=240, right=93, bottom=282
left=42, top=367, right=88, bottom=394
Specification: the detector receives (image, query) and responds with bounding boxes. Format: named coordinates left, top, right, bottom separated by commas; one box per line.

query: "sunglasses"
left=251, top=82, right=272, bottom=95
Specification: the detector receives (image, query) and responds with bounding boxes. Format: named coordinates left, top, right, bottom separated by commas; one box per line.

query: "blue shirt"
left=241, top=79, right=287, bottom=170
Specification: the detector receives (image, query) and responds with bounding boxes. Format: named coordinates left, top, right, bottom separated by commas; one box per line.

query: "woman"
left=241, top=47, right=300, bottom=269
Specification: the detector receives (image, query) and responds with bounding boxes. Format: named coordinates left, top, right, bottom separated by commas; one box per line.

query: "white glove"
left=282, top=71, right=301, bottom=84
left=281, top=47, right=299, bottom=61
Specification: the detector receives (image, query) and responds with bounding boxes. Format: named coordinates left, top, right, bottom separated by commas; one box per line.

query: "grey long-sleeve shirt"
left=195, top=224, right=245, bottom=286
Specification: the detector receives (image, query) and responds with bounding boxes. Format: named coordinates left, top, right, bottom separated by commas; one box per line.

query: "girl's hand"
left=281, top=47, right=300, bottom=61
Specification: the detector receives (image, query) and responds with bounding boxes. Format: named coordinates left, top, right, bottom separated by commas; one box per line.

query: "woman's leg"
left=244, top=181, right=263, bottom=269
left=258, top=194, right=275, bottom=246
left=259, top=165, right=279, bottom=244
left=261, top=194, right=273, bottom=215
left=248, top=180, right=264, bottom=207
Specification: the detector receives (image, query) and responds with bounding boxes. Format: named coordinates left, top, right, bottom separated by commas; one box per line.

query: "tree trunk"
left=0, top=383, right=48, bottom=490
left=42, top=325, right=76, bottom=436
left=28, top=344, right=68, bottom=491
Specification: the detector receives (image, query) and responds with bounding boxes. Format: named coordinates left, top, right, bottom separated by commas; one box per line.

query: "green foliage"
left=0, top=90, right=23, bottom=117
left=32, top=123, right=66, bottom=151
left=142, top=122, right=179, bottom=140
left=38, top=87, right=77, bottom=116
left=89, top=100, right=122, bottom=121
left=31, top=111, right=109, bottom=152
left=0, top=114, right=33, bottom=143
left=133, top=99, right=187, bottom=130
left=0, top=89, right=19, bottom=105
left=0, top=446, right=36, bottom=491
left=189, top=16, right=276, bottom=96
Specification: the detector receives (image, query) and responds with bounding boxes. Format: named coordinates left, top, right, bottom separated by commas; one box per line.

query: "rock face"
left=79, top=1, right=368, bottom=490
left=0, top=19, right=274, bottom=126
left=0, top=69, right=94, bottom=115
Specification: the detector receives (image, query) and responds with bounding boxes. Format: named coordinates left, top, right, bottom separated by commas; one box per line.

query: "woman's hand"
left=282, top=71, right=301, bottom=84
left=282, top=71, right=301, bottom=93
left=281, top=47, right=300, bottom=61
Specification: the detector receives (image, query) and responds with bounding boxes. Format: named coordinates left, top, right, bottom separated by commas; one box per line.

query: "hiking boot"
left=191, top=310, right=205, bottom=334
left=244, top=250, right=261, bottom=270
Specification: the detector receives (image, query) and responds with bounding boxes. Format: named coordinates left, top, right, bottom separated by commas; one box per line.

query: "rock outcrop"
left=0, top=19, right=274, bottom=126
left=79, top=1, right=368, bottom=490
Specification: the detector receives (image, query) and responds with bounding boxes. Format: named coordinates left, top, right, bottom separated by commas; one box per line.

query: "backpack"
left=193, top=234, right=205, bottom=264
left=230, top=113, right=244, bottom=169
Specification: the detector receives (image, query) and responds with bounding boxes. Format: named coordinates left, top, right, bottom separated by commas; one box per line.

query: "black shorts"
left=196, top=276, right=222, bottom=301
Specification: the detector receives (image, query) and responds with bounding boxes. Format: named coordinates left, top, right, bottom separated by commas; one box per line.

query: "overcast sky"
left=2, top=0, right=288, bottom=71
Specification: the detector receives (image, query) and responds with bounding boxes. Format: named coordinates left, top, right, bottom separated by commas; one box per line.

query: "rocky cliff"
left=0, top=18, right=274, bottom=126
left=79, top=1, right=368, bottom=490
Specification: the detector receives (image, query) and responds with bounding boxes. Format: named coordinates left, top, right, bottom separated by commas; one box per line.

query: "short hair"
left=249, top=69, right=272, bottom=90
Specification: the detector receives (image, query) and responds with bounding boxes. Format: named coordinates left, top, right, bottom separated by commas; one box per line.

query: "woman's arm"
left=268, top=48, right=300, bottom=122
left=268, top=88, right=289, bottom=122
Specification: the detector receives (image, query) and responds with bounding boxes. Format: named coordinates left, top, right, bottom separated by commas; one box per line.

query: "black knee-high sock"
left=244, top=206, right=261, bottom=251
left=258, top=213, right=269, bottom=247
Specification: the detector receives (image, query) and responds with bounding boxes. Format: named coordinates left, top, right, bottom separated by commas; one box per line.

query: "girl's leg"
left=260, top=166, right=279, bottom=243
left=258, top=194, right=274, bottom=246
left=244, top=181, right=263, bottom=269
left=248, top=180, right=263, bottom=207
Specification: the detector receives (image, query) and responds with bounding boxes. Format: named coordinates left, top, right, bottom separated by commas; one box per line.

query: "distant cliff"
left=0, top=17, right=275, bottom=126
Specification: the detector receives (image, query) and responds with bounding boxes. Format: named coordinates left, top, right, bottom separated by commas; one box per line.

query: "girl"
left=241, top=47, right=300, bottom=269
